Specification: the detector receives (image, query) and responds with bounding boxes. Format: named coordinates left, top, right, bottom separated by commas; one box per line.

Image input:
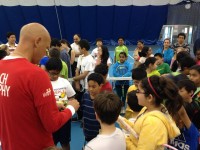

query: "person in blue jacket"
left=155, top=38, right=174, bottom=65
left=113, top=51, right=132, bottom=113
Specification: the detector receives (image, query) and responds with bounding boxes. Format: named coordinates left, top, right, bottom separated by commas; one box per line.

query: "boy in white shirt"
left=73, top=39, right=95, bottom=121
left=73, top=39, right=95, bottom=91
left=84, top=92, right=126, bottom=150
left=46, top=57, right=76, bottom=150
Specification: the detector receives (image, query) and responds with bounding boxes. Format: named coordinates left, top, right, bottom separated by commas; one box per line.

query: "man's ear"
left=34, top=37, right=42, bottom=48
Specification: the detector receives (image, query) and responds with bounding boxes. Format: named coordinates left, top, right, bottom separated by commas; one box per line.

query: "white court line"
left=128, top=53, right=134, bottom=60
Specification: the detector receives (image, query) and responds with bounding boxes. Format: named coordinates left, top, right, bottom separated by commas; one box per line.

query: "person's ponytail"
left=158, top=77, right=183, bottom=115
left=141, top=76, right=183, bottom=115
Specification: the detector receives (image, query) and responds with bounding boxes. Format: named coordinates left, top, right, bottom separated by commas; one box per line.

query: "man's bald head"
left=19, top=23, right=50, bottom=42
left=15, top=23, right=51, bottom=64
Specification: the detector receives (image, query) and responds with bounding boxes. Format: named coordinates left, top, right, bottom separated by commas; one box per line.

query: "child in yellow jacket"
left=120, top=76, right=181, bottom=150
left=124, top=67, right=147, bottom=119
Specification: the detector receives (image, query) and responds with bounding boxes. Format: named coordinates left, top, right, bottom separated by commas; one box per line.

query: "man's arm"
left=31, top=71, right=79, bottom=133
left=36, top=100, right=78, bottom=133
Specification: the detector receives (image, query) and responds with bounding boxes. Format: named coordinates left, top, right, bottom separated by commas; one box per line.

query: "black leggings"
left=115, top=84, right=129, bottom=107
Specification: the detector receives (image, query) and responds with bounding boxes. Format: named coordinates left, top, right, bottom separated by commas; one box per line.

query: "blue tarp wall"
left=0, top=0, right=181, bottom=45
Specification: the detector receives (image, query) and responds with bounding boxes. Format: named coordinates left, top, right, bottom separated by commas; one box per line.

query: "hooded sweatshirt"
left=113, top=60, right=132, bottom=85
left=125, top=107, right=180, bottom=150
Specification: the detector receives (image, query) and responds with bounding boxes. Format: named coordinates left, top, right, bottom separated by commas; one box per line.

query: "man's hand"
left=68, top=99, right=80, bottom=111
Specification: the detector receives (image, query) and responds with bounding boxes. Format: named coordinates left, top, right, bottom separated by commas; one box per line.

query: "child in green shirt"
left=154, top=53, right=171, bottom=75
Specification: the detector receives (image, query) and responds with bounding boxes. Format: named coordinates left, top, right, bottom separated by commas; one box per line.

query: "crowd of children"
left=0, top=31, right=200, bottom=150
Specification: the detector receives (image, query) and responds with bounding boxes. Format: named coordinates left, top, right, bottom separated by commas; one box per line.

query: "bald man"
left=0, top=23, right=79, bottom=150
left=70, top=34, right=81, bottom=76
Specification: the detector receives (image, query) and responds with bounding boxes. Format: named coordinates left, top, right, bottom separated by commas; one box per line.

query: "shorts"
left=53, top=119, right=71, bottom=145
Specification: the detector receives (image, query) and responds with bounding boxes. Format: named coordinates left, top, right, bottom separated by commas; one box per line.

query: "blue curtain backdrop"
left=0, top=5, right=168, bottom=45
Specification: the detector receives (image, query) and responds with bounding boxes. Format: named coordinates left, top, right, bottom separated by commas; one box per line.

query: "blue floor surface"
left=71, top=122, right=84, bottom=150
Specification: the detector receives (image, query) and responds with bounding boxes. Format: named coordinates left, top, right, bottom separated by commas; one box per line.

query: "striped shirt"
left=82, top=92, right=100, bottom=141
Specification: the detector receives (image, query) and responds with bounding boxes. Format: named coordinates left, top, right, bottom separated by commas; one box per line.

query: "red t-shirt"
left=0, top=58, right=72, bottom=150
left=100, top=81, right=112, bottom=92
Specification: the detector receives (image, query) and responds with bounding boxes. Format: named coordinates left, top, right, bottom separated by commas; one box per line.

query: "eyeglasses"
left=48, top=71, right=60, bottom=76
left=136, top=89, right=146, bottom=94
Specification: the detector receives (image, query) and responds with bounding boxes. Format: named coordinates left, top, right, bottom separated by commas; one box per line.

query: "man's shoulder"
left=11, top=58, right=43, bottom=72
left=19, top=61, right=48, bottom=79
left=31, top=65, right=48, bottom=76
